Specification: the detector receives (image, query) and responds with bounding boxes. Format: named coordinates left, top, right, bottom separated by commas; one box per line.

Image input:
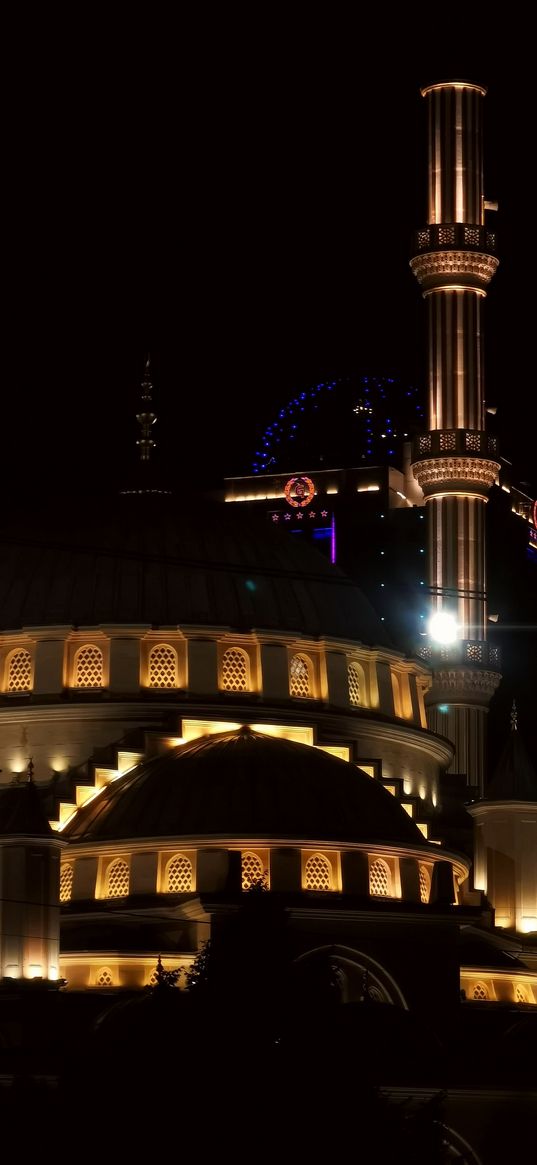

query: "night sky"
left=5, top=27, right=535, bottom=495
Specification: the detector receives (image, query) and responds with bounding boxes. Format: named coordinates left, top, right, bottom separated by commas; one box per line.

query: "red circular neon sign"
left=284, top=475, right=315, bottom=508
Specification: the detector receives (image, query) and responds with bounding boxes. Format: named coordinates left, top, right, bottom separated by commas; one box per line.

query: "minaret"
left=410, top=81, right=501, bottom=793
left=136, top=354, right=157, bottom=462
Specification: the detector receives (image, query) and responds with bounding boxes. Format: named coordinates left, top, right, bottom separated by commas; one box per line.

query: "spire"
left=486, top=704, right=537, bottom=802
left=510, top=699, right=518, bottom=732
left=136, top=354, right=157, bottom=463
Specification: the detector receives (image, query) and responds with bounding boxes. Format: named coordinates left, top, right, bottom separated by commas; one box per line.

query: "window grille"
left=241, top=851, right=264, bottom=890
left=515, top=984, right=527, bottom=1004
left=7, top=648, right=32, bottom=692
left=60, top=863, right=74, bottom=902
left=96, top=967, right=114, bottom=986
left=472, top=982, right=488, bottom=1000
left=289, top=654, right=312, bottom=698
left=166, top=854, right=193, bottom=893
left=348, top=662, right=361, bottom=705
left=221, top=647, right=249, bottom=692
left=149, top=644, right=178, bottom=688
left=105, top=858, right=129, bottom=898
left=369, top=858, right=391, bottom=897
left=305, top=853, right=332, bottom=891
left=75, top=644, right=103, bottom=688
left=419, top=864, right=431, bottom=903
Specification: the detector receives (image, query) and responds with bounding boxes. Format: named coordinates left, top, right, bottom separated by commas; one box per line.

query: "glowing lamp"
left=428, top=611, right=459, bottom=644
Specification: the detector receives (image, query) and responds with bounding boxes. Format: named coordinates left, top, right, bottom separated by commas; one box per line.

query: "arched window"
left=6, top=648, right=32, bottom=692
left=221, top=647, right=249, bottom=692
left=515, top=983, right=527, bottom=1004
left=59, top=863, right=74, bottom=903
left=348, top=662, right=361, bottom=706
left=472, top=982, right=489, bottom=1001
left=305, top=853, right=333, bottom=891
left=419, top=864, right=431, bottom=904
left=369, top=858, right=392, bottom=897
left=148, top=644, right=179, bottom=688
left=241, top=851, right=264, bottom=890
left=105, top=858, right=129, bottom=899
left=96, top=967, right=114, bottom=987
left=289, top=653, right=312, bottom=698
left=165, top=853, right=193, bottom=893
left=74, top=644, right=103, bottom=688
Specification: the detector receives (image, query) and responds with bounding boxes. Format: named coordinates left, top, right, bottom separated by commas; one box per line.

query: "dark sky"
left=4, top=23, right=535, bottom=495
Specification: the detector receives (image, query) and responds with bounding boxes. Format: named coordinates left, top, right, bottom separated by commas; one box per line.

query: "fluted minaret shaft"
left=426, top=82, right=484, bottom=226
left=410, top=81, right=501, bottom=791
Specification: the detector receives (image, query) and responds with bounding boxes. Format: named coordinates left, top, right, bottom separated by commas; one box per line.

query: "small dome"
left=62, top=727, right=423, bottom=846
left=0, top=494, right=389, bottom=644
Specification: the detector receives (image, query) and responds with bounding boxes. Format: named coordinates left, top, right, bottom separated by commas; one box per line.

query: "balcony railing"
left=417, top=640, right=501, bottom=669
left=412, top=429, right=499, bottom=463
left=412, top=223, right=497, bottom=256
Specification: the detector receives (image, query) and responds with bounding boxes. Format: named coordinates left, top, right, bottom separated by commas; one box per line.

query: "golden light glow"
left=417, top=822, right=429, bottom=838
left=423, top=286, right=487, bottom=298
left=421, top=81, right=487, bottom=97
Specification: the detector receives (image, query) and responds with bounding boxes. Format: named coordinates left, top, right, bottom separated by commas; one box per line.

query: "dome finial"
left=136, top=354, right=157, bottom=462
left=511, top=699, right=518, bottom=732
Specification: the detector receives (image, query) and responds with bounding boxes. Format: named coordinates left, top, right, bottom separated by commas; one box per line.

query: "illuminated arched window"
left=148, top=644, right=179, bottom=688
left=221, top=647, right=249, bottom=692
left=369, top=858, right=392, bottom=897
left=96, top=967, right=114, bottom=987
left=348, top=662, right=361, bottom=706
left=472, top=982, right=489, bottom=1001
left=241, top=851, right=264, bottom=890
left=74, top=644, right=103, bottom=688
left=289, top=653, right=312, bottom=698
left=59, top=863, right=74, bottom=903
left=105, top=858, right=129, bottom=899
left=7, top=648, right=32, bottom=692
left=515, top=983, right=527, bottom=1004
left=165, top=854, right=193, bottom=893
left=419, top=864, right=431, bottom=904
left=305, top=853, right=333, bottom=891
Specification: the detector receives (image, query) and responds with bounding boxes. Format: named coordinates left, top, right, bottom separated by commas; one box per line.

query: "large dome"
left=62, top=726, right=423, bottom=846
left=0, top=494, right=390, bottom=644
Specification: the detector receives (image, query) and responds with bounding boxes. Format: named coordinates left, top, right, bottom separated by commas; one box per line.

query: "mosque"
left=0, top=80, right=535, bottom=1159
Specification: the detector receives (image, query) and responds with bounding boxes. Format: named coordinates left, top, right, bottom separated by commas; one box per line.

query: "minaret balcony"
left=412, top=429, right=498, bottom=464
left=418, top=639, right=501, bottom=670
left=410, top=225, right=498, bottom=291
left=412, top=223, right=497, bottom=257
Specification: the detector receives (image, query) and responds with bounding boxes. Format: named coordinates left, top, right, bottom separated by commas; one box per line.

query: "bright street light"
left=428, top=611, right=459, bottom=644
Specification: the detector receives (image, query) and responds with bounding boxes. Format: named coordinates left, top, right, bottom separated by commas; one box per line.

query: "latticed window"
left=221, top=647, right=249, bottom=692
left=148, top=644, right=178, bottom=688
left=7, top=648, right=32, bottom=692
left=289, top=654, right=312, bottom=698
left=419, top=864, right=431, bottom=904
left=105, top=858, right=129, bottom=898
left=369, top=858, right=392, bottom=897
left=96, top=967, right=114, bottom=986
left=472, top=982, right=488, bottom=1001
left=165, top=853, right=193, bottom=893
left=74, top=644, right=104, bottom=688
left=440, top=431, right=456, bottom=451
left=305, top=853, right=333, bottom=891
left=515, top=984, right=527, bottom=1004
left=59, top=863, right=74, bottom=903
left=348, top=662, right=361, bottom=706
left=241, top=851, right=264, bottom=890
